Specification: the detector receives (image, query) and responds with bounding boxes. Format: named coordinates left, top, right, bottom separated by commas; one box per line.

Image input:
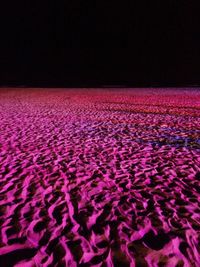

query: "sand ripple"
left=0, top=88, right=200, bottom=266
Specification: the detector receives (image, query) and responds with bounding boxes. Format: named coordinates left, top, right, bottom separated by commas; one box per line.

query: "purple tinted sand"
left=0, top=88, right=200, bottom=266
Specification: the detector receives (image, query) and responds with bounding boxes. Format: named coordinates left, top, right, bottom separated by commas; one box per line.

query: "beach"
left=0, top=88, right=200, bottom=266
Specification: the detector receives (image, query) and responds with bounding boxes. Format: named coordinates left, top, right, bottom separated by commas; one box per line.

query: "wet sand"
left=0, top=88, right=200, bottom=266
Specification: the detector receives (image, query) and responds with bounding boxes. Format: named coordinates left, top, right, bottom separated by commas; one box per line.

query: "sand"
left=0, top=88, right=200, bottom=266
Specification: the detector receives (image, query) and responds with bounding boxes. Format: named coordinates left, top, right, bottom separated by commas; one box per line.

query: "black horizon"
left=1, top=1, right=200, bottom=88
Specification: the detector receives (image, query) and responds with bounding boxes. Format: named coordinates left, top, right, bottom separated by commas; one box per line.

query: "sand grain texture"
left=0, top=88, right=200, bottom=266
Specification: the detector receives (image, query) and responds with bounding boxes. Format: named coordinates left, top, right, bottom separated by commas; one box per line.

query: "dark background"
left=1, top=1, right=200, bottom=87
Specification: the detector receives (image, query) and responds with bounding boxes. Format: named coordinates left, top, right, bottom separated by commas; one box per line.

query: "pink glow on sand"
left=0, top=88, right=200, bottom=266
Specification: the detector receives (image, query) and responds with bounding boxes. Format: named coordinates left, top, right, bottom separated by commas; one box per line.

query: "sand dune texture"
left=0, top=88, right=200, bottom=267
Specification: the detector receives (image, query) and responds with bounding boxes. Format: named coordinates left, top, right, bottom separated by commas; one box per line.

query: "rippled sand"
left=0, top=88, right=200, bottom=267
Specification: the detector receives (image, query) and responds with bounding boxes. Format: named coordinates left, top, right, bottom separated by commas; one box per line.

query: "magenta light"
left=0, top=88, right=200, bottom=266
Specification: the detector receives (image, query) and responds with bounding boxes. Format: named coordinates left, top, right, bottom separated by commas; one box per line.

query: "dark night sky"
left=1, top=1, right=200, bottom=86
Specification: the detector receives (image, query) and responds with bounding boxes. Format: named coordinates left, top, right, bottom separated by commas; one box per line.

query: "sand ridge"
left=0, top=88, right=200, bottom=266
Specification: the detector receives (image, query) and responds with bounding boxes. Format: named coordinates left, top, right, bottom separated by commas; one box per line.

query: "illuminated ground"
left=0, top=88, right=200, bottom=266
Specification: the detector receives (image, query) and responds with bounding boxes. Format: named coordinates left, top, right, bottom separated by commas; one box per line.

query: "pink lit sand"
left=0, top=88, right=200, bottom=266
